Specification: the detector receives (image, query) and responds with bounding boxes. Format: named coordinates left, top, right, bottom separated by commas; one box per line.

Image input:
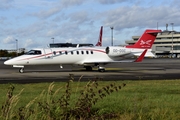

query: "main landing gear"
left=98, top=66, right=105, bottom=72
left=84, top=66, right=93, bottom=71
left=84, top=66, right=105, bottom=72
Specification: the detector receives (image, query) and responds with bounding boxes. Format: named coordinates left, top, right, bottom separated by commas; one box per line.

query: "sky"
left=0, top=0, right=180, bottom=51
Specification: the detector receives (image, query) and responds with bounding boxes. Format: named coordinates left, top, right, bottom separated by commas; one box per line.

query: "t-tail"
left=126, top=29, right=161, bottom=49
left=95, top=26, right=103, bottom=46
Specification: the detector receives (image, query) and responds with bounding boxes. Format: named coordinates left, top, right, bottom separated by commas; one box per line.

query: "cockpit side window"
left=26, top=50, right=42, bottom=55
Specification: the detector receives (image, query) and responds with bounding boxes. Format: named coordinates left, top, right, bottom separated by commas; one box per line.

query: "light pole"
left=16, top=39, right=18, bottom=56
left=51, top=37, right=54, bottom=43
left=171, top=23, right=174, bottom=57
left=110, top=27, right=113, bottom=46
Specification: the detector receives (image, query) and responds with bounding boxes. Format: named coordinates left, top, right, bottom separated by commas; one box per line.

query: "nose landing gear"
left=19, top=68, right=24, bottom=73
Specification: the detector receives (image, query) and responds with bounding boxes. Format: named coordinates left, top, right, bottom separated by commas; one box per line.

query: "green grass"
left=0, top=79, right=180, bottom=119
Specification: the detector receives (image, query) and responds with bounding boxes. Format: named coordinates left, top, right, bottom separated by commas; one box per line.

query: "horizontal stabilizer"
left=134, top=49, right=147, bottom=62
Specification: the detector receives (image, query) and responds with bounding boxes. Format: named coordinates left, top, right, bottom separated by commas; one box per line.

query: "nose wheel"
left=19, top=68, right=24, bottom=73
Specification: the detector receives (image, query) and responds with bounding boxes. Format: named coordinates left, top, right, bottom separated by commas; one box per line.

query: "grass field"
left=0, top=79, right=180, bottom=119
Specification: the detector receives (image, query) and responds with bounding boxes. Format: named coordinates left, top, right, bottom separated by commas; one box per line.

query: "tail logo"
left=140, top=40, right=152, bottom=46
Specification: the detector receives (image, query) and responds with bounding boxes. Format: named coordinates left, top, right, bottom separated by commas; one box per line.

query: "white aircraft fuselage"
left=4, top=46, right=151, bottom=66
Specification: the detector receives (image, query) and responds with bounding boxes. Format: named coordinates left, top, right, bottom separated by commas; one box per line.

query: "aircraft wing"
left=83, top=49, right=147, bottom=64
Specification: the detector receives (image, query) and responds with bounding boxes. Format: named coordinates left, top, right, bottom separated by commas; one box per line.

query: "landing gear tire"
left=19, top=68, right=24, bottom=73
left=85, top=66, right=92, bottom=71
left=98, top=66, right=105, bottom=72
left=98, top=68, right=105, bottom=72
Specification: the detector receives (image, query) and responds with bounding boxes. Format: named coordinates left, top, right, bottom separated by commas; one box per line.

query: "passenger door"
left=43, top=48, right=53, bottom=59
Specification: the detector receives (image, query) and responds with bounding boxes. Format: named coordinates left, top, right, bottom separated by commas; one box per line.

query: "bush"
left=1, top=75, right=125, bottom=120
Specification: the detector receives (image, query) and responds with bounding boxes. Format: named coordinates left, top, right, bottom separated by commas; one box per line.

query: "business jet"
left=4, top=29, right=161, bottom=73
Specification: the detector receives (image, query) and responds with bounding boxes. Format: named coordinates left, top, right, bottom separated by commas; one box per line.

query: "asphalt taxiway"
left=0, top=58, right=180, bottom=83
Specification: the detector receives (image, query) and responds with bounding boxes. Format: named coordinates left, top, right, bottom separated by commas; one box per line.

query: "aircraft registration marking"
left=113, top=49, right=126, bottom=53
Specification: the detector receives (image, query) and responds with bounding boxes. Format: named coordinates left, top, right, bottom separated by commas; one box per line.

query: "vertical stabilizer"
left=96, top=26, right=103, bottom=46
left=126, top=29, right=161, bottom=49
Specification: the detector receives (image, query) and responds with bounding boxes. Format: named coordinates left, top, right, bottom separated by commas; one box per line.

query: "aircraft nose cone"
left=4, top=59, right=12, bottom=65
left=4, top=60, right=9, bottom=65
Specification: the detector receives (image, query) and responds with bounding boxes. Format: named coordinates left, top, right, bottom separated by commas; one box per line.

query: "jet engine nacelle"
left=105, top=46, right=131, bottom=57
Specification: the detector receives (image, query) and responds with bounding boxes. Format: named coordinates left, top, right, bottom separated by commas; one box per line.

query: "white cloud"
left=24, top=39, right=39, bottom=49
left=0, top=0, right=14, bottom=9
left=32, top=7, right=61, bottom=19
left=102, top=5, right=180, bottom=31
left=3, top=36, right=15, bottom=44
left=61, top=0, right=85, bottom=7
left=31, top=0, right=86, bottom=19
left=1, top=0, right=180, bottom=49
left=97, top=0, right=129, bottom=4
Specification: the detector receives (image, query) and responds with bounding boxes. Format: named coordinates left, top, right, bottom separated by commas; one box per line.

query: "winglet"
left=134, top=49, right=148, bottom=62
left=96, top=26, right=103, bottom=46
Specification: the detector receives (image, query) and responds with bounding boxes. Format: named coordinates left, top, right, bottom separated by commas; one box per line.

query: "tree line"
left=0, top=49, right=24, bottom=57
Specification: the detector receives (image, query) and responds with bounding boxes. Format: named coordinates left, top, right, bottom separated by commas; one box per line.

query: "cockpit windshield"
left=25, top=50, right=42, bottom=55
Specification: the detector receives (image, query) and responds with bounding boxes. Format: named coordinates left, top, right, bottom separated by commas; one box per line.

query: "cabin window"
left=71, top=51, right=73, bottom=55
left=91, top=50, right=93, bottom=54
left=86, top=51, right=89, bottom=54
left=59, top=51, right=62, bottom=55
left=65, top=51, right=68, bottom=55
left=26, top=50, right=42, bottom=55
left=81, top=51, right=84, bottom=54
left=77, top=51, right=79, bottom=54
left=53, top=51, right=56, bottom=55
